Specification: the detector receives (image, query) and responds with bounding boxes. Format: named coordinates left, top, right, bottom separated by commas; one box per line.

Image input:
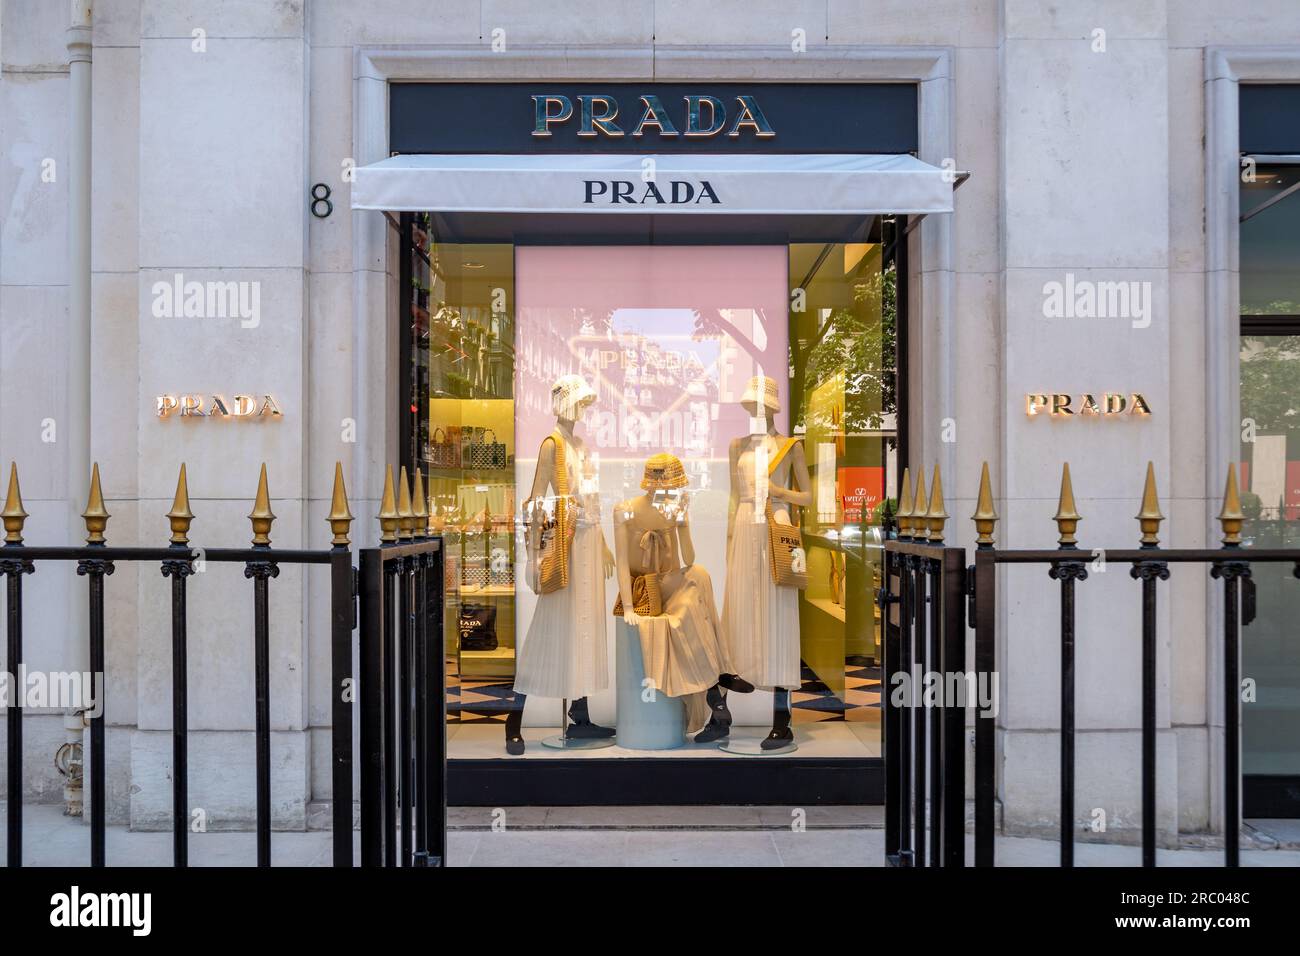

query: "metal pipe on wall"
left=65, top=0, right=94, bottom=816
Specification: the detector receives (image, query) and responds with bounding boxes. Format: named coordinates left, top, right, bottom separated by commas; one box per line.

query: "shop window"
left=1240, top=162, right=1300, bottom=785
left=403, top=218, right=900, bottom=762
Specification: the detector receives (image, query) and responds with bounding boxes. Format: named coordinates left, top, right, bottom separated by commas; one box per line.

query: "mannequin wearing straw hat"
left=722, top=375, right=813, bottom=750
left=507, top=374, right=616, bottom=755
left=614, top=453, right=755, bottom=741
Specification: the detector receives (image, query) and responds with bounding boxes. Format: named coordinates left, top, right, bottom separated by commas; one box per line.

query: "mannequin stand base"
left=541, top=734, right=617, bottom=751
left=718, top=737, right=799, bottom=756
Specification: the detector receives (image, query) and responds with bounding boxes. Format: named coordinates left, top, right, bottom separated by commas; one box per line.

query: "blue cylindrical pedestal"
left=615, top=619, right=686, bottom=750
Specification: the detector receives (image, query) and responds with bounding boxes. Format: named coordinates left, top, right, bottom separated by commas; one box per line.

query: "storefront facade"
left=2, top=1, right=1300, bottom=841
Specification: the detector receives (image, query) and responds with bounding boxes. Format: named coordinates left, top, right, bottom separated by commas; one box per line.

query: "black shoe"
left=566, top=697, right=615, bottom=738
left=718, top=673, right=755, bottom=694
left=694, top=685, right=732, bottom=743
left=760, top=727, right=794, bottom=751
left=505, top=734, right=525, bottom=756
left=564, top=720, right=616, bottom=739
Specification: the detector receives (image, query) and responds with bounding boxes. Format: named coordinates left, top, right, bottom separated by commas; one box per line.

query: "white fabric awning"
left=350, top=153, right=955, bottom=215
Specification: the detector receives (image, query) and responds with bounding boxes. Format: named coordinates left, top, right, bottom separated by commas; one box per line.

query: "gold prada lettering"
left=1025, top=393, right=1152, bottom=418
left=155, top=394, right=283, bottom=420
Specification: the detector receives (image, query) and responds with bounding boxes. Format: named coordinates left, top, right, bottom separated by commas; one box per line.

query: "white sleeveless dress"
left=721, top=435, right=803, bottom=690
left=514, top=436, right=609, bottom=700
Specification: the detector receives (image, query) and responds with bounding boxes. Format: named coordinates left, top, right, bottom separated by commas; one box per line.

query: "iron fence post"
left=359, top=549, right=385, bottom=866
left=1131, top=558, right=1169, bottom=867
left=973, top=548, right=996, bottom=867
left=245, top=554, right=279, bottom=867
left=329, top=547, right=355, bottom=867
left=160, top=548, right=194, bottom=868
left=942, top=547, right=967, bottom=867
left=76, top=553, right=114, bottom=867
left=2, top=551, right=34, bottom=868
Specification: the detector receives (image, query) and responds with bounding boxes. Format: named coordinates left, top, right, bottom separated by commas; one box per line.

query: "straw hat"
left=640, top=453, right=689, bottom=491
left=551, top=374, right=597, bottom=420
left=741, top=375, right=781, bottom=412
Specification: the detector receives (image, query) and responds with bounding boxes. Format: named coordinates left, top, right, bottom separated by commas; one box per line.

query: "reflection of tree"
left=799, top=262, right=897, bottom=435
left=1241, top=335, right=1300, bottom=433
left=691, top=308, right=771, bottom=367
left=1242, top=300, right=1300, bottom=316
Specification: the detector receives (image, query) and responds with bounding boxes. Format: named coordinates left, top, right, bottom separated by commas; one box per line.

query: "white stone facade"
left=0, top=0, right=1295, bottom=839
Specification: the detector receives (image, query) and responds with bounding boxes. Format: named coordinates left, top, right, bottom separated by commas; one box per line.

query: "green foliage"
left=1241, top=335, right=1300, bottom=433
left=801, top=261, right=898, bottom=433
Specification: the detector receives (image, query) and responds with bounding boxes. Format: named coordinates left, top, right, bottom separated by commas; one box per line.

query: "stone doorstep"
left=300, top=801, right=1300, bottom=850
left=305, top=801, right=884, bottom=831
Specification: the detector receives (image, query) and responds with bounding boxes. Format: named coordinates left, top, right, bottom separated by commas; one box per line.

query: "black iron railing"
left=884, top=460, right=1278, bottom=868
left=881, top=536, right=967, bottom=867
left=357, top=467, right=446, bottom=868
left=1, top=461, right=366, bottom=867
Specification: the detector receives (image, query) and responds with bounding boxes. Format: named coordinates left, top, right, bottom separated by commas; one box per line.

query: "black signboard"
left=390, top=82, right=918, bottom=155
left=1241, top=85, right=1300, bottom=155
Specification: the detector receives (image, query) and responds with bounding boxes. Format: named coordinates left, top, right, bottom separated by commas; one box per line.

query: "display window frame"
left=396, top=213, right=910, bottom=805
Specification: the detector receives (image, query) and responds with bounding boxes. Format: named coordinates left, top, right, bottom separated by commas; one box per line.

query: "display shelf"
left=457, top=584, right=515, bottom=598
left=805, top=596, right=847, bottom=623
left=457, top=645, right=516, bottom=679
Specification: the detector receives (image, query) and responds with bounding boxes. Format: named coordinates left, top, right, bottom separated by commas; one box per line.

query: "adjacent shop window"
left=1239, top=162, right=1300, bottom=778
left=403, top=219, right=900, bottom=762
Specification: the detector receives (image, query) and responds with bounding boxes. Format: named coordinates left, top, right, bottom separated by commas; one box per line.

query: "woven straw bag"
left=613, top=572, right=663, bottom=617
left=766, top=438, right=808, bottom=588
left=534, top=432, right=574, bottom=594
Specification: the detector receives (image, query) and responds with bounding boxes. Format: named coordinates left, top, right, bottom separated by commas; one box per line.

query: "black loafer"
left=760, top=727, right=794, bottom=751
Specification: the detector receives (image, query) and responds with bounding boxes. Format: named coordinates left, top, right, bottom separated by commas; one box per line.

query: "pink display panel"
left=514, top=245, right=790, bottom=492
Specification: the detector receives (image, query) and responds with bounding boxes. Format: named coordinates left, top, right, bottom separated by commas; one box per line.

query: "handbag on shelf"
left=529, top=431, right=574, bottom=594
left=484, top=429, right=507, bottom=469
left=612, top=572, right=663, bottom=617
left=458, top=603, right=498, bottom=651
left=766, top=438, right=809, bottom=589
left=428, top=427, right=460, bottom=469
left=466, top=427, right=507, bottom=470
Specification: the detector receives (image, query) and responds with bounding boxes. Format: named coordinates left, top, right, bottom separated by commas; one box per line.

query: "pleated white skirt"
left=514, top=521, right=609, bottom=700
left=721, top=502, right=802, bottom=690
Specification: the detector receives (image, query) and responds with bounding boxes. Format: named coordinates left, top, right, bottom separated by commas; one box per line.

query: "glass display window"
left=401, top=215, right=901, bottom=764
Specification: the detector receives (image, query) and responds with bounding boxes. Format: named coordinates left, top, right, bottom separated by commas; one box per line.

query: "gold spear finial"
left=326, top=461, right=354, bottom=548
left=396, top=466, right=414, bottom=540
left=913, top=466, right=929, bottom=542
left=972, top=461, right=998, bottom=548
left=166, top=463, right=195, bottom=545
left=1136, top=461, right=1164, bottom=547
left=410, top=468, right=427, bottom=539
left=1054, top=462, right=1082, bottom=548
left=248, top=463, right=276, bottom=547
left=2, top=462, right=28, bottom=545
left=927, top=464, right=949, bottom=544
left=897, top=466, right=914, bottom=538
left=82, top=462, right=110, bottom=545
left=378, top=465, right=399, bottom=543
left=1218, top=463, right=1244, bottom=547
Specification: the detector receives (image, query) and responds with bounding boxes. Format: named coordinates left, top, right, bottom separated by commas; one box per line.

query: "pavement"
left=4, top=803, right=1300, bottom=867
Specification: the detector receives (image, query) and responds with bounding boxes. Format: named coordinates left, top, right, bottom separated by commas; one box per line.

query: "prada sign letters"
left=1025, top=393, right=1152, bottom=417
left=532, top=93, right=775, bottom=140
left=388, top=83, right=918, bottom=155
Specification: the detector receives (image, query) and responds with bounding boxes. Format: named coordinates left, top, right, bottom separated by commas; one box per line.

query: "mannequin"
left=507, top=374, right=616, bottom=755
left=722, top=375, right=813, bottom=749
left=614, top=453, right=753, bottom=743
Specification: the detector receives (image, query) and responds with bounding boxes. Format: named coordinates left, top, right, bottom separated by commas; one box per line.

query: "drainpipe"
left=65, top=0, right=93, bottom=816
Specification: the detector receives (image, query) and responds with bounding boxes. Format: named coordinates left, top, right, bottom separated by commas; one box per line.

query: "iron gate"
left=882, top=460, right=1286, bottom=868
